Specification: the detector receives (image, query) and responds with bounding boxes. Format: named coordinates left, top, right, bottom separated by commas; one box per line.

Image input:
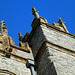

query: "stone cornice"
left=0, top=49, right=27, bottom=63
left=41, top=22, right=75, bottom=38
left=28, top=22, right=75, bottom=43
left=35, top=41, right=75, bottom=61
left=0, top=39, right=30, bottom=53
left=10, top=44, right=30, bottom=53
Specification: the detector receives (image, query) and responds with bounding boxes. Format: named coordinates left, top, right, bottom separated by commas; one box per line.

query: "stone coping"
left=28, top=21, right=75, bottom=42
left=10, top=44, right=30, bottom=53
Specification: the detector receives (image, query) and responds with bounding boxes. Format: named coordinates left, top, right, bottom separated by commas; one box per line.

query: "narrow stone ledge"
left=40, top=22, right=75, bottom=39
left=28, top=21, right=75, bottom=44
left=35, top=41, right=75, bottom=61
left=0, top=49, right=27, bottom=63
left=10, top=44, right=30, bottom=53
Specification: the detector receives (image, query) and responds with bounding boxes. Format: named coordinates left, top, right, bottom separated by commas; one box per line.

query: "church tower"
left=28, top=7, right=75, bottom=75
left=0, top=8, right=75, bottom=75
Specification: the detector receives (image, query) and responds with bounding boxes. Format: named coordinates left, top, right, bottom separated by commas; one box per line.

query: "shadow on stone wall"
left=35, top=48, right=57, bottom=75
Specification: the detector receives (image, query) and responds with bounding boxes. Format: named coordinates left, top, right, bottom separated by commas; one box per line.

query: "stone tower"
left=0, top=21, right=34, bottom=75
left=0, top=8, right=75, bottom=75
left=28, top=8, right=75, bottom=75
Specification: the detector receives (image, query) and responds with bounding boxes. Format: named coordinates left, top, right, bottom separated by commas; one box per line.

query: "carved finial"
left=1, top=20, right=7, bottom=29
left=18, top=32, right=23, bottom=41
left=58, top=17, right=69, bottom=33
left=1, top=20, right=5, bottom=24
left=0, top=20, right=8, bottom=34
left=58, top=17, right=65, bottom=24
left=18, top=32, right=22, bottom=37
left=32, top=7, right=40, bottom=18
left=53, top=22, right=56, bottom=25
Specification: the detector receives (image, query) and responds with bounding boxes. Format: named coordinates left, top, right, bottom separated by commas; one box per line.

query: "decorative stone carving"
left=53, top=22, right=65, bottom=31
left=18, top=32, right=31, bottom=50
left=2, top=36, right=9, bottom=50
left=19, top=42, right=31, bottom=50
left=18, top=32, right=23, bottom=42
left=0, top=21, right=8, bottom=34
left=31, top=7, right=48, bottom=29
left=40, top=17, right=48, bottom=23
left=0, top=21, right=18, bottom=57
left=18, top=32, right=29, bottom=42
left=4, top=47, right=12, bottom=58
left=58, top=17, right=65, bottom=24
left=8, top=37, right=18, bottom=55
left=58, top=17, right=69, bottom=33
left=2, top=36, right=12, bottom=57
left=53, top=18, right=69, bottom=33
left=23, top=32, right=29, bottom=42
left=32, top=7, right=40, bottom=18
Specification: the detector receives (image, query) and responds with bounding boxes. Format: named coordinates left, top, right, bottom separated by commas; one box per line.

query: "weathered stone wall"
left=0, top=34, right=33, bottom=75
left=30, top=24, right=75, bottom=58
left=41, top=25, right=75, bottom=51
left=0, top=55, right=31, bottom=75
left=0, top=41, right=34, bottom=75
left=16, top=49, right=33, bottom=60
left=37, top=43, right=75, bottom=75
left=29, top=24, right=75, bottom=75
left=37, top=47, right=57, bottom=75
left=30, top=25, right=46, bottom=57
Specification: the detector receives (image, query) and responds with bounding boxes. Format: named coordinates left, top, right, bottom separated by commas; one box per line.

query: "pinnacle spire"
left=58, top=17, right=65, bottom=24
left=0, top=20, right=8, bottom=34
left=58, top=17, right=69, bottom=33
left=32, top=7, right=40, bottom=18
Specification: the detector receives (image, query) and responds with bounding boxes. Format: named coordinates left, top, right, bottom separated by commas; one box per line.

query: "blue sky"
left=0, top=0, right=75, bottom=46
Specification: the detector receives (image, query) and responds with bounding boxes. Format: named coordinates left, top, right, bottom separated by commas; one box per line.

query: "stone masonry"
left=28, top=7, right=75, bottom=75
left=0, top=21, right=34, bottom=75
left=0, top=7, right=75, bottom=75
